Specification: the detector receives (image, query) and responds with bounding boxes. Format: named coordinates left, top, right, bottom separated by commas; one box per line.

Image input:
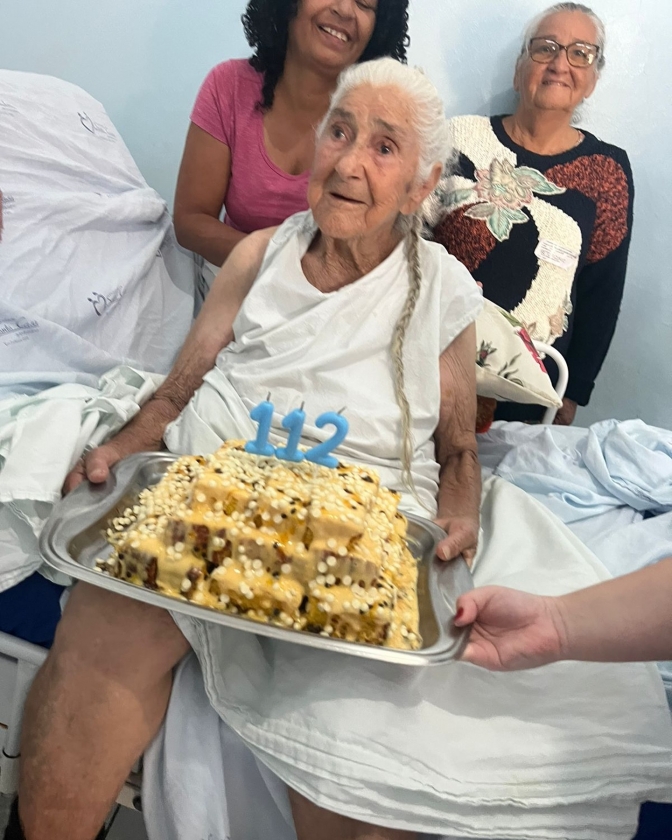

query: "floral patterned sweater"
left=433, top=115, right=634, bottom=417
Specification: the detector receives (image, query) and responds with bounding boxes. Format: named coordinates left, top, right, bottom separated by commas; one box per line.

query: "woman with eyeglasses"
left=432, top=2, right=633, bottom=426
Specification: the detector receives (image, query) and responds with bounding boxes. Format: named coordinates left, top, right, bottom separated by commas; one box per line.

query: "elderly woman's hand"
left=62, top=400, right=174, bottom=494
left=63, top=440, right=136, bottom=495
left=454, top=586, right=566, bottom=670
left=433, top=322, right=482, bottom=568
left=435, top=515, right=479, bottom=566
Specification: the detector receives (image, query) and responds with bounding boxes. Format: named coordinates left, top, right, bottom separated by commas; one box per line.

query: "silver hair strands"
left=318, top=57, right=452, bottom=184
left=521, top=3, right=607, bottom=72
left=391, top=212, right=424, bottom=499
left=317, top=58, right=451, bottom=500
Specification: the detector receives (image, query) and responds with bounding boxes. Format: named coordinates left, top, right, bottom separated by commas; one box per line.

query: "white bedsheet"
left=144, top=476, right=672, bottom=840
left=0, top=366, right=164, bottom=592
left=0, top=69, right=195, bottom=394
left=478, top=421, right=672, bottom=570
left=484, top=420, right=672, bottom=519
left=479, top=421, right=672, bottom=583
left=0, top=70, right=196, bottom=592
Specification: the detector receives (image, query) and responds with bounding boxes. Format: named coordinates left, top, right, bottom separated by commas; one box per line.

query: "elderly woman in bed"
left=16, top=60, right=482, bottom=840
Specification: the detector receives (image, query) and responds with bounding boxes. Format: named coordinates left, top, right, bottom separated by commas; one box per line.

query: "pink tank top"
left=190, top=59, right=311, bottom=234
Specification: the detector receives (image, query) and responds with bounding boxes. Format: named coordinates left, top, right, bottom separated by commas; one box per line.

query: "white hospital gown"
left=166, top=210, right=483, bottom=515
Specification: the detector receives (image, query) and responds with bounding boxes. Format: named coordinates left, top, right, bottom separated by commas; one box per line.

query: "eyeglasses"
left=528, top=37, right=600, bottom=68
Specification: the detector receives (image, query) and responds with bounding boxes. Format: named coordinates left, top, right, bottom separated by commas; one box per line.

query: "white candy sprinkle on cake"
left=98, top=441, right=421, bottom=650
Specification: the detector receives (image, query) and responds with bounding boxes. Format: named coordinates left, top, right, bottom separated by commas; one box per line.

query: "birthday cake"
left=98, top=440, right=422, bottom=650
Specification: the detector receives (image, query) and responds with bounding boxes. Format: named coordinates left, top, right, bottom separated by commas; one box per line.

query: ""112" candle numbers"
left=245, top=397, right=349, bottom=469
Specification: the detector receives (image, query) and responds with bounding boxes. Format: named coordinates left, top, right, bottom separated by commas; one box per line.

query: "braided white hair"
left=318, top=59, right=452, bottom=496
left=391, top=213, right=424, bottom=494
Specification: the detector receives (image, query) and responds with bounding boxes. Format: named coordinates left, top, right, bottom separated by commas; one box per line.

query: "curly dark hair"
left=241, top=0, right=410, bottom=111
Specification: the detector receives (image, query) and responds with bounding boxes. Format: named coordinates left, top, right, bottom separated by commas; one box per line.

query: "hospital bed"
left=0, top=64, right=573, bottom=816
left=0, top=67, right=195, bottom=822
left=532, top=342, right=568, bottom=425
left=0, top=353, right=568, bottom=810
left=3, top=66, right=668, bottom=840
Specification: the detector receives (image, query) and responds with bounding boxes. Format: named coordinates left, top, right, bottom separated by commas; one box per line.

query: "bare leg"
left=17, top=583, right=190, bottom=840
left=289, top=789, right=417, bottom=840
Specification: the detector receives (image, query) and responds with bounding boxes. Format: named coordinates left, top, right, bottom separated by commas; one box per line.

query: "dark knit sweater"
left=433, top=115, right=634, bottom=418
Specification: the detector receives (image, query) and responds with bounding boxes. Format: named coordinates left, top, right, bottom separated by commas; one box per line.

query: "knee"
left=47, top=583, right=190, bottom=689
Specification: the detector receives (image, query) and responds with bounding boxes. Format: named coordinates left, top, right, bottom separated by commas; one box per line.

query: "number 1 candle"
left=275, top=403, right=306, bottom=462
left=245, top=394, right=275, bottom=457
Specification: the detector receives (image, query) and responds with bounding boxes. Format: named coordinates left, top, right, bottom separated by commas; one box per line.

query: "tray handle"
left=428, top=547, right=474, bottom=660
left=431, top=555, right=461, bottom=626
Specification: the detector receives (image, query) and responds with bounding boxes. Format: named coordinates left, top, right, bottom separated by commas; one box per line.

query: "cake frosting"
left=98, top=441, right=421, bottom=650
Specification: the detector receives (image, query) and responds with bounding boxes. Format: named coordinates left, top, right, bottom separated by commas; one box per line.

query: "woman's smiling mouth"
left=319, top=24, right=350, bottom=44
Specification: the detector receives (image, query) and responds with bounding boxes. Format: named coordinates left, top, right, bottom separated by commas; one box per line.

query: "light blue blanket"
left=492, top=419, right=672, bottom=521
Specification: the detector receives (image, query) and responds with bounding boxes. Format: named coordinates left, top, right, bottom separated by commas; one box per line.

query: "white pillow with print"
left=475, top=299, right=562, bottom=408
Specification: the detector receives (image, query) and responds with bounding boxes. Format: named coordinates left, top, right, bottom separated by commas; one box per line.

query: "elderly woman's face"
left=516, top=11, right=599, bottom=115
left=308, top=85, right=435, bottom=241
left=288, top=0, right=378, bottom=72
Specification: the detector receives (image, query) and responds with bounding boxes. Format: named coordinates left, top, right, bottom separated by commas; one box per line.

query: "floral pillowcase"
left=475, top=299, right=562, bottom=409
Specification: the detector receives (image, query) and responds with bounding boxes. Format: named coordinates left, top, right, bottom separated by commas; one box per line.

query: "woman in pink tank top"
left=173, top=0, right=410, bottom=290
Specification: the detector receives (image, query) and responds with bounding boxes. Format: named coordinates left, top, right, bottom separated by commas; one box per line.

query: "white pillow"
left=0, top=70, right=195, bottom=392
left=475, top=299, right=562, bottom=408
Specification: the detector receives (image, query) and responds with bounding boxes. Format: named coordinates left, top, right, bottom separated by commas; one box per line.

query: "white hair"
left=520, top=3, right=606, bottom=72
left=317, top=58, right=451, bottom=502
left=318, top=57, right=452, bottom=186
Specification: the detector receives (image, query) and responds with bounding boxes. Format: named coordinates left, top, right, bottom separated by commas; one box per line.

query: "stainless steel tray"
left=39, top=452, right=473, bottom=666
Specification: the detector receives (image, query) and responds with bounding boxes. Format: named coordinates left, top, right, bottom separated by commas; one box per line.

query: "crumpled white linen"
left=144, top=476, right=672, bottom=840
left=0, top=69, right=196, bottom=594
left=491, top=419, right=672, bottom=522
left=0, top=366, right=163, bottom=591
left=478, top=422, right=644, bottom=566
left=478, top=420, right=672, bottom=577
left=479, top=419, right=672, bottom=705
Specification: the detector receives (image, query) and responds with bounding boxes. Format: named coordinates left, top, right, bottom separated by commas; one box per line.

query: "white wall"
left=1, top=0, right=249, bottom=205
left=2, top=0, right=670, bottom=428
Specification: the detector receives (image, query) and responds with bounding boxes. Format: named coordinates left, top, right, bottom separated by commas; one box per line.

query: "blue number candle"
left=304, top=410, right=349, bottom=468
left=275, top=404, right=306, bottom=463
left=245, top=395, right=275, bottom=457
